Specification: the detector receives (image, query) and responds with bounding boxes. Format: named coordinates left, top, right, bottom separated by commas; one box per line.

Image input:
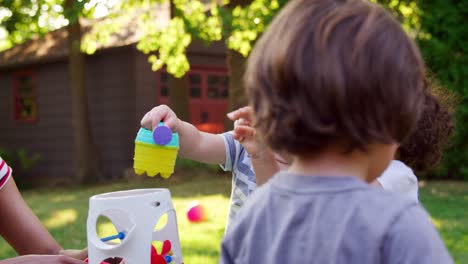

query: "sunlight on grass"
left=50, top=194, right=77, bottom=203
left=431, top=217, right=442, bottom=229
left=174, top=194, right=230, bottom=262
left=419, top=182, right=468, bottom=264
left=44, top=209, right=78, bottom=229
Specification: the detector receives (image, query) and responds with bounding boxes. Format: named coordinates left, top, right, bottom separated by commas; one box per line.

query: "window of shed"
left=13, top=72, right=38, bottom=122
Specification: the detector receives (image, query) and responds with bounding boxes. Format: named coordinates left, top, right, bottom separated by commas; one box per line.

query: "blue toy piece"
left=164, top=255, right=172, bottom=263
left=100, top=231, right=125, bottom=242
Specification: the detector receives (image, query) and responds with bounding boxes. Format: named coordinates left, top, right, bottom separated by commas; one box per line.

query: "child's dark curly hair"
left=399, top=86, right=454, bottom=173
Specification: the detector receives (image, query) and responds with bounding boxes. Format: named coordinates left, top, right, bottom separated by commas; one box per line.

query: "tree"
left=168, top=1, right=189, bottom=122
left=83, top=0, right=287, bottom=128
left=414, top=0, right=467, bottom=179
left=372, top=0, right=467, bottom=179
left=0, top=0, right=285, bottom=182
left=0, top=0, right=102, bottom=183
left=225, top=0, right=251, bottom=129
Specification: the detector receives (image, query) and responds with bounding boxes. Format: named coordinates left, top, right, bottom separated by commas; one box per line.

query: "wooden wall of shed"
left=85, top=46, right=136, bottom=179
left=0, top=47, right=139, bottom=183
left=0, top=60, right=75, bottom=183
left=0, top=40, right=229, bottom=185
left=134, top=49, right=157, bottom=132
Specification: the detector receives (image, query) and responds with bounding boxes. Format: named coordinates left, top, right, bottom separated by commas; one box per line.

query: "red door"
left=156, top=67, right=228, bottom=133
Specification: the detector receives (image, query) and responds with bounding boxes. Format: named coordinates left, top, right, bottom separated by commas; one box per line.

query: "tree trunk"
left=67, top=15, right=101, bottom=183
left=169, top=0, right=190, bottom=122
left=169, top=75, right=189, bottom=122
left=225, top=0, right=251, bottom=130
left=225, top=50, right=247, bottom=130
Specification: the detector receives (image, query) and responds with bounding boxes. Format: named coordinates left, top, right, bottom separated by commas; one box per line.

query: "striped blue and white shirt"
left=220, top=132, right=256, bottom=230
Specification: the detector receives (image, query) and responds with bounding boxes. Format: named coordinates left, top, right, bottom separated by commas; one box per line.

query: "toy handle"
left=100, top=232, right=125, bottom=242
left=152, top=123, right=173, bottom=146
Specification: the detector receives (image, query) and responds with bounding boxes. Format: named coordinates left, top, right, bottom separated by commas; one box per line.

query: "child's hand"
left=0, top=255, right=86, bottom=264
left=228, top=106, right=282, bottom=185
left=140, top=105, right=181, bottom=132
left=59, top=248, right=88, bottom=261
left=227, top=106, right=269, bottom=159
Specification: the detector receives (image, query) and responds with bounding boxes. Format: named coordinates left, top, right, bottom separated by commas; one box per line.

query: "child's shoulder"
left=384, top=160, right=416, bottom=178
left=355, top=186, right=419, bottom=221
left=377, top=160, right=419, bottom=202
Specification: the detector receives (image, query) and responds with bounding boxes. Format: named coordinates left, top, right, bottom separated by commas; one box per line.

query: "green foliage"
left=16, top=149, right=41, bottom=171
left=219, top=0, right=287, bottom=57
left=0, top=147, right=42, bottom=189
left=415, top=0, right=468, bottom=180
left=176, top=157, right=220, bottom=172
left=373, top=0, right=468, bottom=180
left=0, top=147, right=14, bottom=165
left=1, top=0, right=286, bottom=77
left=374, top=0, right=467, bottom=180
left=139, top=17, right=192, bottom=77
left=0, top=0, right=94, bottom=50
left=81, top=0, right=287, bottom=77
left=374, top=0, right=421, bottom=32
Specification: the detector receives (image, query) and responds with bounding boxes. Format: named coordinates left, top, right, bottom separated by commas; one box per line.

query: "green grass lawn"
left=419, top=181, right=468, bottom=263
left=0, top=168, right=466, bottom=263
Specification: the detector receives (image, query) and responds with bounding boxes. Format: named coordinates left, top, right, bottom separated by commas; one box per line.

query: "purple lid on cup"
left=152, top=125, right=173, bottom=145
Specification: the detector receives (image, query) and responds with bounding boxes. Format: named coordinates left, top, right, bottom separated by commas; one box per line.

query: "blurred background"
left=0, top=0, right=466, bottom=263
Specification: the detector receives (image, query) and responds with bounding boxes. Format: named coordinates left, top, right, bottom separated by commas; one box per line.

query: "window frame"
left=156, top=65, right=229, bottom=102
left=12, top=70, right=38, bottom=123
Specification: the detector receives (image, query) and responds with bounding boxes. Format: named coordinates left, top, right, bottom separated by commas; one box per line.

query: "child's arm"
left=140, top=105, right=226, bottom=165
left=227, top=106, right=280, bottom=185
left=0, top=177, right=62, bottom=255
left=0, top=177, right=86, bottom=263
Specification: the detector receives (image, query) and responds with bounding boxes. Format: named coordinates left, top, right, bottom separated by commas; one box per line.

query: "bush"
left=0, top=147, right=41, bottom=188
left=375, top=0, right=468, bottom=180
left=0, top=148, right=14, bottom=166
left=416, top=0, right=468, bottom=180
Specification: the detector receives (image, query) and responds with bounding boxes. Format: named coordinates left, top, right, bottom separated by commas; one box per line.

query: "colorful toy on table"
left=85, top=233, right=125, bottom=264
left=151, top=240, right=173, bottom=264
left=133, top=122, right=179, bottom=178
left=87, top=189, right=183, bottom=264
left=85, top=258, right=113, bottom=264
left=87, top=235, right=173, bottom=264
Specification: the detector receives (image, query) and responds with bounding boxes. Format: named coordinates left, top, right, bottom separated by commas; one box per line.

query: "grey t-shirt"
left=220, top=172, right=453, bottom=264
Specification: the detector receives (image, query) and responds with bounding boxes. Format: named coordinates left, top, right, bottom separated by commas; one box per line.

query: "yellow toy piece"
left=133, top=126, right=179, bottom=178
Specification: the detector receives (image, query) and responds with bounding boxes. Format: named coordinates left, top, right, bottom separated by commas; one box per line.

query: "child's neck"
left=288, top=147, right=371, bottom=182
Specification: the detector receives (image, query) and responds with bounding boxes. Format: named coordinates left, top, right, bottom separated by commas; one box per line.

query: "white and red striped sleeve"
left=0, top=156, right=12, bottom=190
